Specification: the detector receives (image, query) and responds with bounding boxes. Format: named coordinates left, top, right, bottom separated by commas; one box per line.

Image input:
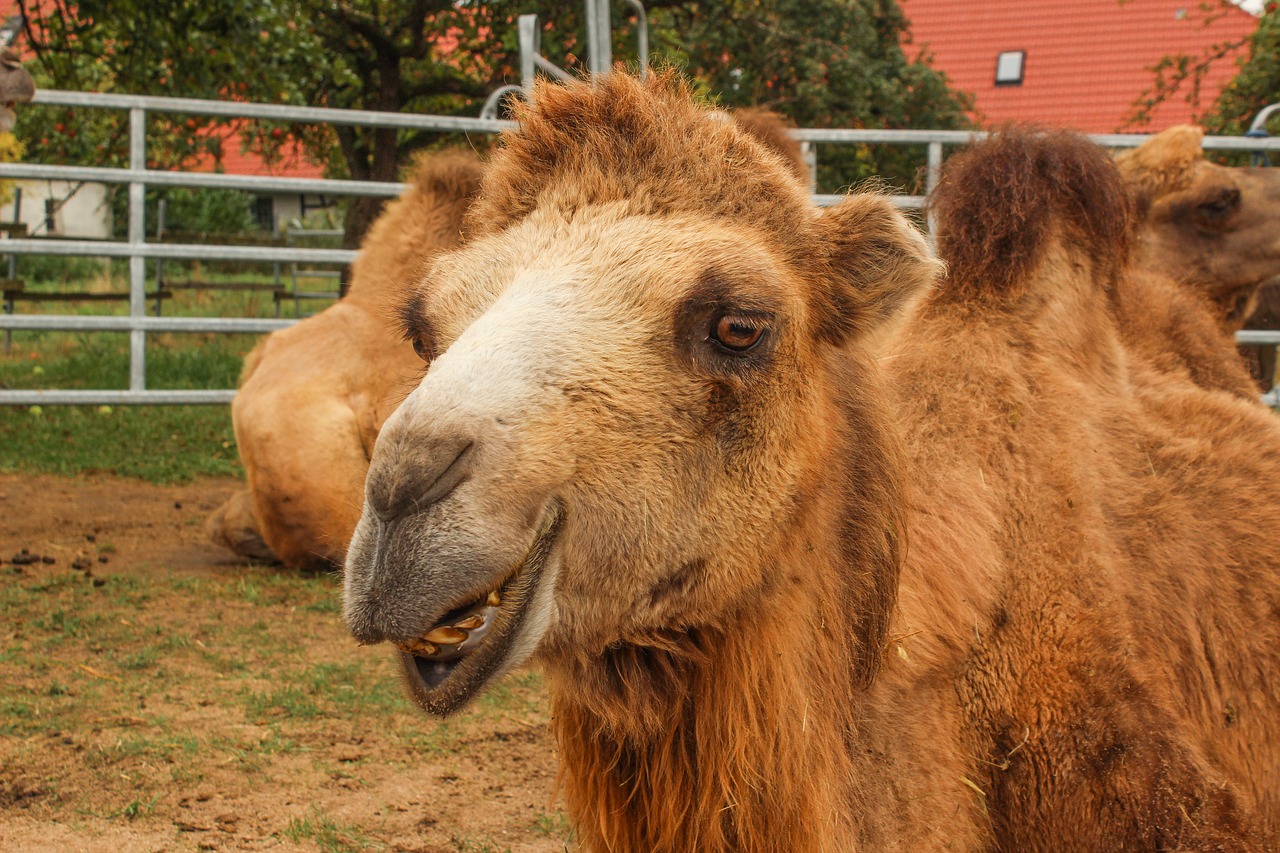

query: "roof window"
left=995, top=51, right=1025, bottom=86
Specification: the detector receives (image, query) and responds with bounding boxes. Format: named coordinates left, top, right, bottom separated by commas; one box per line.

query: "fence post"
left=585, top=0, right=611, bottom=76
left=128, top=107, right=146, bottom=392
left=3, top=186, right=18, bottom=353
left=925, top=141, right=942, bottom=232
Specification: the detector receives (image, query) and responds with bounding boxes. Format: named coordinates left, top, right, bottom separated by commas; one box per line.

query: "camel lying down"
left=345, top=74, right=1280, bottom=851
left=207, top=152, right=485, bottom=570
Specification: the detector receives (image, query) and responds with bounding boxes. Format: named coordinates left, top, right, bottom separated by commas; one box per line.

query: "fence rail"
left=3, top=89, right=1279, bottom=406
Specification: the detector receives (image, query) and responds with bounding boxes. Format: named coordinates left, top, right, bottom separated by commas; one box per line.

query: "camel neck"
left=549, top=540, right=868, bottom=852
left=548, top=356, right=904, bottom=852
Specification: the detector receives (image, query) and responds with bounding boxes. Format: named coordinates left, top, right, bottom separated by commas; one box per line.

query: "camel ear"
left=811, top=195, right=941, bottom=346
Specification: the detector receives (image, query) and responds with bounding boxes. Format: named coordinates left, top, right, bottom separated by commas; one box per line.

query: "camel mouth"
left=397, top=502, right=563, bottom=715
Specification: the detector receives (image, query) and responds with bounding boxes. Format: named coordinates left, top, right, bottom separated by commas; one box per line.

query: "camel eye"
left=411, top=335, right=436, bottom=363
left=1197, top=188, right=1239, bottom=217
left=711, top=314, right=766, bottom=352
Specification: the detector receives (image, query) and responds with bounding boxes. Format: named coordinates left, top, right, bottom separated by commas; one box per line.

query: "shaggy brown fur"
left=207, top=151, right=483, bottom=569
left=931, top=127, right=1133, bottom=302
left=346, top=74, right=1280, bottom=851
left=932, top=129, right=1259, bottom=398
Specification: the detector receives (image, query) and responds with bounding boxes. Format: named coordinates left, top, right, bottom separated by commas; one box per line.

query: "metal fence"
left=1, top=89, right=1278, bottom=406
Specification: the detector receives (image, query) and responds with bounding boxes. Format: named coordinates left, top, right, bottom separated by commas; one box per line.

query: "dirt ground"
left=0, top=473, right=570, bottom=853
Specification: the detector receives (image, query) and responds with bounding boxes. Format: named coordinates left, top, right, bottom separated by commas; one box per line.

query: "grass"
left=451, top=836, right=514, bottom=853
left=283, top=808, right=385, bottom=852
left=531, top=810, right=573, bottom=839
left=0, top=565, right=562, bottom=849
left=0, top=267, right=338, bottom=483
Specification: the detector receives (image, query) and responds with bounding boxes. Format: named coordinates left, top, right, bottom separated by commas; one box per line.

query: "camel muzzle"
left=345, top=494, right=565, bottom=716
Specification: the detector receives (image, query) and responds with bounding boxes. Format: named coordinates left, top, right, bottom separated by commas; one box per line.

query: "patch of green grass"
left=475, top=670, right=544, bottom=717
left=106, top=793, right=163, bottom=821
left=300, top=661, right=411, bottom=717
left=243, top=686, right=321, bottom=721
left=396, top=719, right=463, bottom=756
left=0, top=279, right=286, bottom=483
left=117, top=644, right=162, bottom=671
left=283, top=808, right=384, bottom=853
left=0, top=403, right=241, bottom=483
left=303, top=595, right=342, bottom=614
left=0, top=697, right=37, bottom=735
left=84, top=732, right=198, bottom=770
left=231, top=569, right=337, bottom=607
left=33, top=608, right=97, bottom=638
left=450, top=835, right=513, bottom=853
left=531, top=809, right=573, bottom=839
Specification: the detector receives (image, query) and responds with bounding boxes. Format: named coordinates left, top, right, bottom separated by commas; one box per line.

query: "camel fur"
left=344, top=73, right=1280, bottom=851
left=207, top=151, right=484, bottom=570
left=934, top=126, right=1262, bottom=400
left=1116, top=126, right=1280, bottom=390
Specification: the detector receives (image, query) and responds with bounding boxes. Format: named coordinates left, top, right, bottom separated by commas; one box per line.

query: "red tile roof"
left=899, top=0, right=1261, bottom=132
left=194, top=131, right=325, bottom=180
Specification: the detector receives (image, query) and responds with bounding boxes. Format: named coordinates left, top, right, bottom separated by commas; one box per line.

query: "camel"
left=206, top=151, right=485, bottom=570
left=1116, top=126, right=1280, bottom=390
left=208, top=110, right=807, bottom=570
left=343, top=73, right=1280, bottom=850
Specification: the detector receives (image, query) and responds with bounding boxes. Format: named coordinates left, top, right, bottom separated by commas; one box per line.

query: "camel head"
left=1117, top=125, right=1280, bottom=331
left=0, top=47, right=34, bottom=133
left=343, top=73, right=939, bottom=716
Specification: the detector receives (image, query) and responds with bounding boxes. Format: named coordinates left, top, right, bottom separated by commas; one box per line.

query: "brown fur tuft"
left=1114, top=125, right=1203, bottom=217
left=466, top=72, right=814, bottom=261
left=929, top=128, right=1133, bottom=302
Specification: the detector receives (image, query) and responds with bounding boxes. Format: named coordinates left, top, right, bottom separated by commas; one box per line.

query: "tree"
left=1202, top=3, right=1280, bottom=139
left=19, top=0, right=526, bottom=248
left=646, top=0, right=973, bottom=191
left=1125, top=0, right=1278, bottom=141
left=17, top=0, right=972, bottom=244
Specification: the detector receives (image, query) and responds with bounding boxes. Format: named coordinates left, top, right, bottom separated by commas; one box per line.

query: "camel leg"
left=206, top=489, right=279, bottom=563
left=237, top=401, right=372, bottom=573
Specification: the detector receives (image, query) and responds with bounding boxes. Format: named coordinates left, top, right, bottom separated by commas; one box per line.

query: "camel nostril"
left=370, top=439, right=475, bottom=523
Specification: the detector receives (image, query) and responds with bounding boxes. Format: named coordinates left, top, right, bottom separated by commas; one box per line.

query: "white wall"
left=6, top=180, right=111, bottom=238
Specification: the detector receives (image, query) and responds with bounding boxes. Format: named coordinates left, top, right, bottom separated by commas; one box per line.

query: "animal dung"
left=10, top=550, right=55, bottom=566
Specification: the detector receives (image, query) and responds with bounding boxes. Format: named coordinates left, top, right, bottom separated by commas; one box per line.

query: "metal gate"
left=0, top=89, right=1277, bottom=406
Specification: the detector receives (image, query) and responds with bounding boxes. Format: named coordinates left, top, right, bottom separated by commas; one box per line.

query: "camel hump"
left=1114, top=125, right=1204, bottom=212
left=403, top=148, right=486, bottom=202
left=466, top=71, right=814, bottom=244
left=728, top=108, right=808, bottom=183
left=929, top=127, right=1132, bottom=303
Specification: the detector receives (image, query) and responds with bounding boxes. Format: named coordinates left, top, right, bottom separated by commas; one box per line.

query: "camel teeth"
left=487, top=590, right=501, bottom=607
left=424, top=626, right=468, bottom=645
left=398, top=640, right=438, bottom=657
left=454, top=615, right=484, bottom=631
